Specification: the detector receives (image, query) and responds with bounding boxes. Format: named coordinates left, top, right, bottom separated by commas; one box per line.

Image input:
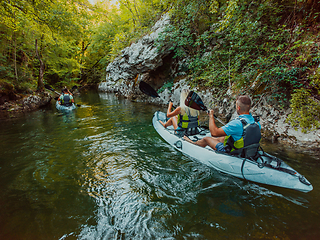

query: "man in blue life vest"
left=58, top=88, right=74, bottom=107
left=183, top=95, right=261, bottom=153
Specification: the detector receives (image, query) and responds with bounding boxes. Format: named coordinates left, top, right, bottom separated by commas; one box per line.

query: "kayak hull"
left=152, top=111, right=313, bottom=193
left=56, top=101, right=76, bottom=112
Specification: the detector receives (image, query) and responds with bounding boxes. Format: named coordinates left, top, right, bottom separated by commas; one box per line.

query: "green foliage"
left=156, top=0, right=320, bottom=131
left=0, top=0, right=319, bottom=132
left=0, top=0, right=168, bottom=91
left=158, top=79, right=174, bottom=93
left=286, top=89, right=320, bottom=133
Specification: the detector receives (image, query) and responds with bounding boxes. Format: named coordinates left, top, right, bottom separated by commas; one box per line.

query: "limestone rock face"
left=20, top=92, right=52, bottom=111
left=99, top=14, right=173, bottom=98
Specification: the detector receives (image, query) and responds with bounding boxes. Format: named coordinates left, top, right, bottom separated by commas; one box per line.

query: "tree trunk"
left=13, top=33, right=18, bottom=82
left=35, top=38, right=44, bottom=91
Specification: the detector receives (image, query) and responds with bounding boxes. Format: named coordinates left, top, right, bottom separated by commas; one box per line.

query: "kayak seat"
left=174, top=127, right=200, bottom=137
left=229, top=143, right=261, bottom=160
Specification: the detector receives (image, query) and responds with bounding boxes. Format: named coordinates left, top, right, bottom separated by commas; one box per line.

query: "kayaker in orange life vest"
left=183, top=95, right=261, bottom=152
left=58, top=88, right=74, bottom=107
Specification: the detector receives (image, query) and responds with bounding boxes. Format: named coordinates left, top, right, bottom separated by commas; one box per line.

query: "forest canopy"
left=0, top=0, right=319, bottom=131
left=0, top=0, right=165, bottom=91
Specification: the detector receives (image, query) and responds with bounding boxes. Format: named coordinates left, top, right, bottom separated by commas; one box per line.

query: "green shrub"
left=286, top=89, right=320, bottom=133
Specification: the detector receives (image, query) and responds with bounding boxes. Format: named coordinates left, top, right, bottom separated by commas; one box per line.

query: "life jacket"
left=177, top=112, right=199, bottom=129
left=224, top=116, right=261, bottom=155
left=60, top=94, right=72, bottom=107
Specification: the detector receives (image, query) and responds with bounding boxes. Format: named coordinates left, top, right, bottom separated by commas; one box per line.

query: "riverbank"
left=0, top=91, right=52, bottom=120
left=98, top=13, right=320, bottom=157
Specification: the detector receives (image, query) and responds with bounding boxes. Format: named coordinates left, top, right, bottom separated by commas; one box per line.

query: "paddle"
left=70, top=86, right=81, bottom=107
left=69, top=85, right=81, bottom=107
left=185, top=91, right=226, bottom=125
left=139, top=81, right=177, bottom=110
left=45, top=84, right=60, bottom=98
left=71, top=85, right=78, bottom=92
left=45, top=84, right=81, bottom=107
left=139, top=81, right=160, bottom=98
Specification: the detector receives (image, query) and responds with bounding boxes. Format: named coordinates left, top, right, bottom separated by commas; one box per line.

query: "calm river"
left=0, top=91, right=319, bottom=240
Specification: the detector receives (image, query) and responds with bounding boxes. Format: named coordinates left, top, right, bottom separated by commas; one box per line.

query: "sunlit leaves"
left=217, top=0, right=239, bottom=32
left=209, top=0, right=219, bottom=14
left=0, top=0, right=169, bottom=87
left=286, top=89, right=320, bottom=133
left=157, top=0, right=320, bottom=131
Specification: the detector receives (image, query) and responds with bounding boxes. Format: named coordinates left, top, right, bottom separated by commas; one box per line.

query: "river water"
left=0, top=91, right=319, bottom=240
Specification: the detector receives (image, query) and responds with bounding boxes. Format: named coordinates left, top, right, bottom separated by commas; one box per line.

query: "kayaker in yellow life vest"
left=159, top=89, right=200, bottom=130
left=183, top=95, right=261, bottom=153
left=58, top=88, right=74, bottom=107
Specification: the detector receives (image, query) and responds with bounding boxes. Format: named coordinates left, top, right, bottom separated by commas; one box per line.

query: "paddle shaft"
left=205, top=110, right=226, bottom=126
left=185, top=91, right=226, bottom=125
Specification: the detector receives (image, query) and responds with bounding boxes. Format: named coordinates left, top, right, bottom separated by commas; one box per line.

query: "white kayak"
left=152, top=111, right=313, bottom=193
left=56, top=101, right=76, bottom=112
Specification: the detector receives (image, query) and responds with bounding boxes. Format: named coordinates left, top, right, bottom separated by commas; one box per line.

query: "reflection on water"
left=0, top=91, right=319, bottom=240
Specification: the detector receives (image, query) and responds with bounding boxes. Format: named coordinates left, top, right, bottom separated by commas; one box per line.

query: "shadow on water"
left=0, top=91, right=319, bottom=240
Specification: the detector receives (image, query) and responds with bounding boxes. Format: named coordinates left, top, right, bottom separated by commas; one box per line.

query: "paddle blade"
left=44, top=84, right=55, bottom=92
left=185, top=91, right=207, bottom=111
left=139, top=81, right=160, bottom=98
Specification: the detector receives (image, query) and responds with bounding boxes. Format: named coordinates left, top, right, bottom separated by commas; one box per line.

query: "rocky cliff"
left=98, top=15, right=320, bottom=155
left=99, top=14, right=174, bottom=97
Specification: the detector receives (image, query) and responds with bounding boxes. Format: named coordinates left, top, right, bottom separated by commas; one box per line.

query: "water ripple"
left=1, top=92, right=318, bottom=240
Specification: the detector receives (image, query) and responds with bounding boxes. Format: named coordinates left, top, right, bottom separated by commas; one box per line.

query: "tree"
left=35, top=38, right=45, bottom=91
left=0, top=0, right=169, bottom=91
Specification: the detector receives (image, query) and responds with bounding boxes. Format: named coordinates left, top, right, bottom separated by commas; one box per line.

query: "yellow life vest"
left=177, top=113, right=199, bottom=129
left=224, top=118, right=261, bottom=153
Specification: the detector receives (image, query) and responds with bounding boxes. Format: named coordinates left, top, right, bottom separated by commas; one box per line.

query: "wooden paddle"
left=185, top=91, right=226, bottom=125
